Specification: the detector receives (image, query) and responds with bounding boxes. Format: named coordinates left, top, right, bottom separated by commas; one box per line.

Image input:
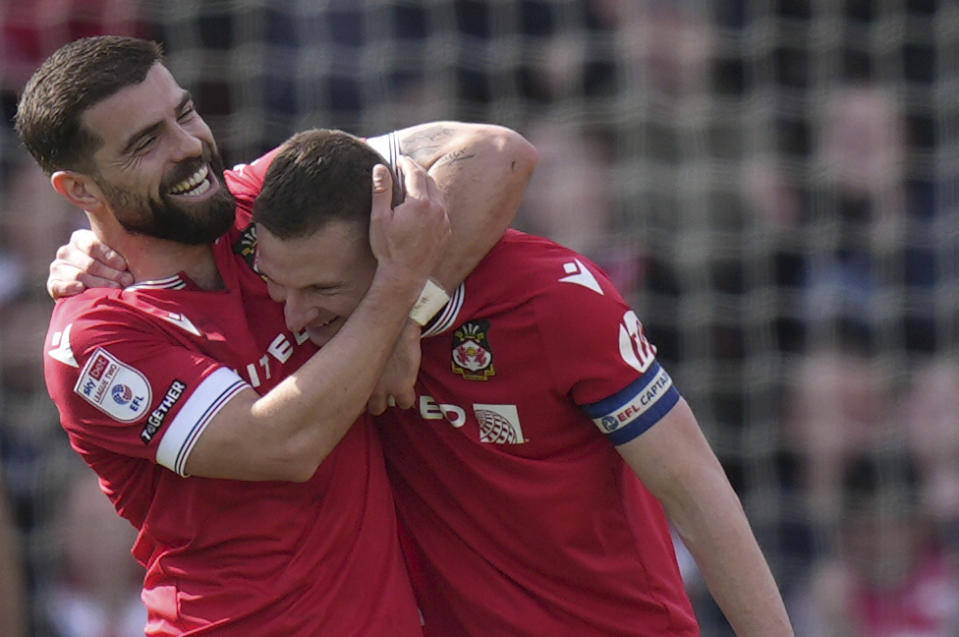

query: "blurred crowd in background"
left=0, top=1, right=957, bottom=635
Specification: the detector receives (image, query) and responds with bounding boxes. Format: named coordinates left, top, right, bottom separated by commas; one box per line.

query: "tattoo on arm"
left=437, top=149, right=476, bottom=167
left=398, top=126, right=456, bottom=164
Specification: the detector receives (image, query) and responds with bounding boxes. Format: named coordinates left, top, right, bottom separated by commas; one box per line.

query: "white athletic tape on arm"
left=409, top=279, right=450, bottom=326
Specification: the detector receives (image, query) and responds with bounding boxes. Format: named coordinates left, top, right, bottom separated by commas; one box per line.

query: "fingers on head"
left=372, top=164, right=392, bottom=194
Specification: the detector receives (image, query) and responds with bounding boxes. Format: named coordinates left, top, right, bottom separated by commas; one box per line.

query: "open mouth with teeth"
left=307, top=316, right=343, bottom=344
left=168, top=164, right=213, bottom=197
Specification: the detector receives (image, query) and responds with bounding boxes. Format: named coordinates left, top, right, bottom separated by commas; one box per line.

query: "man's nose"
left=170, top=122, right=203, bottom=162
left=284, top=292, right=320, bottom=333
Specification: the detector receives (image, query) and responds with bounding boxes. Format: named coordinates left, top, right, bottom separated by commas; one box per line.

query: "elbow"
left=265, top=437, right=325, bottom=482
left=272, top=455, right=321, bottom=483
left=489, top=126, right=539, bottom=178
left=284, top=463, right=320, bottom=483
left=515, top=133, right=540, bottom=177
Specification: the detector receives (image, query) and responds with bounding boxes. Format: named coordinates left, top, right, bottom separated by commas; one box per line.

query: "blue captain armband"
left=584, top=361, right=681, bottom=445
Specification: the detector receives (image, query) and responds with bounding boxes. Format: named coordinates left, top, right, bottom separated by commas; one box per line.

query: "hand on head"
left=368, top=156, right=450, bottom=286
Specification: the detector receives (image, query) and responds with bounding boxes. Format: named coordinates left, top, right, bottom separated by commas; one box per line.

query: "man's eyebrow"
left=120, top=91, right=194, bottom=156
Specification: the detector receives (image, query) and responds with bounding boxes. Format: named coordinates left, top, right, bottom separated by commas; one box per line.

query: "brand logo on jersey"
left=619, top=310, right=656, bottom=373
left=452, top=320, right=495, bottom=380
left=48, top=323, right=78, bottom=368
left=141, top=379, right=187, bottom=444
left=418, top=396, right=525, bottom=444
left=559, top=259, right=604, bottom=295
left=232, top=223, right=258, bottom=272
left=159, top=312, right=201, bottom=337
left=474, top=404, right=526, bottom=444
left=232, top=330, right=310, bottom=389
left=419, top=395, right=467, bottom=428
left=74, top=348, right=152, bottom=422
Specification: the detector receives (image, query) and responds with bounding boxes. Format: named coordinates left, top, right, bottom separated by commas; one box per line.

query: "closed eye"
left=134, top=136, right=157, bottom=154
left=177, top=103, right=197, bottom=123
left=308, top=283, right=344, bottom=295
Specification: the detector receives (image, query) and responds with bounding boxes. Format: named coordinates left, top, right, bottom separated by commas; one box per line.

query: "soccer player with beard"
left=248, top=130, right=794, bottom=637
left=17, top=36, right=536, bottom=635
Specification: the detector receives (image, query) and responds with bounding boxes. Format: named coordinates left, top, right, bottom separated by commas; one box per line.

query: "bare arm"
left=186, top=160, right=449, bottom=481
left=364, top=122, right=538, bottom=414
left=389, top=121, right=538, bottom=290
left=618, top=399, right=794, bottom=636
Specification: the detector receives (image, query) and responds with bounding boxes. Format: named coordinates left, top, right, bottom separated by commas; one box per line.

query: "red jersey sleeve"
left=45, top=295, right=247, bottom=476
left=224, top=146, right=282, bottom=220
left=531, top=253, right=681, bottom=445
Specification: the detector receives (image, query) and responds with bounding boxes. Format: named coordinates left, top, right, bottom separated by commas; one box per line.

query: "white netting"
left=1, top=1, right=957, bottom=634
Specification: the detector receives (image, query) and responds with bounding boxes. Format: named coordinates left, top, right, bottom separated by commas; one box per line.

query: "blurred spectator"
left=0, top=461, right=26, bottom=637
left=801, top=84, right=943, bottom=352
left=0, top=293, right=73, bottom=635
left=1, top=7, right=148, bottom=634
left=902, top=356, right=959, bottom=532
left=785, top=343, right=888, bottom=528
left=1, top=156, right=84, bottom=297
left=44, top=471, right=144, bottom=637
left=804, top=85, right=908, bottom=335
left=517, top=121, right=610, bottom=255
left=790, top=451, right=959, bottom=637
left=754, top=83, right=942, bottom=354
left=1, top=0, right=147, bottom=91
left=514, top=121, right=642, bottom=298
left=590, top=0, right=714, bottom=101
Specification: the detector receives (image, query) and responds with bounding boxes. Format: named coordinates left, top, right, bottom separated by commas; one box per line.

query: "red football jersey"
left=43, top=151, right=421, bottom=636
left=377, top=230, right=699, bottom=636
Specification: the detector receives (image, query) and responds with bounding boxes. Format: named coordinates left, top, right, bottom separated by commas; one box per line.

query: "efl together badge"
left=451, top=320, right=495, bottom=381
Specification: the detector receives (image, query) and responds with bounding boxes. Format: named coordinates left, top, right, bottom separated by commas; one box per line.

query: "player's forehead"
left=254, top=224, right=350, bottom=288
left=81, top=63, right=188, bottom=150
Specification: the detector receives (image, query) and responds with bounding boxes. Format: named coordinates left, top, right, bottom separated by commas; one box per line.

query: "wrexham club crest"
left=232, top=223, right=258, bottom=272
left=451, top=320, right=495, bottom=381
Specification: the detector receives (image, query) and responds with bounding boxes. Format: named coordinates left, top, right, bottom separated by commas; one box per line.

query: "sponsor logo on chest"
left=236, top=329, right=311, bottom=388
left=418, top=395, right=527, bottom=444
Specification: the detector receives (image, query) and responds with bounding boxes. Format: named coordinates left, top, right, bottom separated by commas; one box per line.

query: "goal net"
left=2, top=1, right=957, bottom=634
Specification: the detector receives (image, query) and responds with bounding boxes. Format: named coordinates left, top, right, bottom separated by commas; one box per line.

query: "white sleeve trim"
left=155, top=367, right=249, bottom=477
left=365, top=132, right=399, bottom=171
left=422, top=282, right=465, bottom=337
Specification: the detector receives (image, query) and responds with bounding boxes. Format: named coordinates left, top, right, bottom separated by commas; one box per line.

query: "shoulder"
left=44, top=294, right=160, bottom=419
left=488, top=230, right=626, bottom=313
left=431, top=230, right=629, bottom=336
left=51, top=289, right=145, bottom=332
left=224, top=146, right=283, bottom=216
left=46, top=291, right=169, bottom=368
left=225, top=146, right=282, bottom=196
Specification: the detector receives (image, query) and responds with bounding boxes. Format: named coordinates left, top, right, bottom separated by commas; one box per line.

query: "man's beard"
left=99, top=148, right=236, bottom=245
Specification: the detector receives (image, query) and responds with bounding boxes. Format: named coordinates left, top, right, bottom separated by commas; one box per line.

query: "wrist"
left=409, top=279, right=450, bottom=326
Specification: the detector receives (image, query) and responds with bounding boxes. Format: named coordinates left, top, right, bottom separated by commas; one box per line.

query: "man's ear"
left=50, top=170, right=106, bottom=211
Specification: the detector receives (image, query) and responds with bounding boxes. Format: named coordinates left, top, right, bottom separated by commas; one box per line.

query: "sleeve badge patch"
left=451, top=320, right=495, bottom=381
left=74, top=348, right=152, bottom=423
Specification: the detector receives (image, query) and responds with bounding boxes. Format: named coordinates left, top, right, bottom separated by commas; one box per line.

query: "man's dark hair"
left=254, top=128, right=401, bottom=240
left=15, top=35, right=164, bottom=175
